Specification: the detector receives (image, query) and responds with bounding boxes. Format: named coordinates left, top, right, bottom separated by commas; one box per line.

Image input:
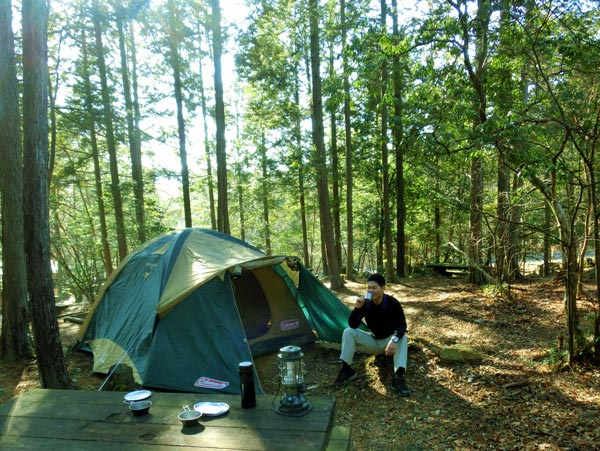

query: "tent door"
left=232, top=270, right=272, bottom=340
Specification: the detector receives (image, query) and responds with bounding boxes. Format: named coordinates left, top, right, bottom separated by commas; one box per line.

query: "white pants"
left=340, top=327, right=408, bottom=372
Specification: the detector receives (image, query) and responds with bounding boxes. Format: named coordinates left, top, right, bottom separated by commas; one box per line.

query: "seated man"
left=334, top=273, right=411, bottom=396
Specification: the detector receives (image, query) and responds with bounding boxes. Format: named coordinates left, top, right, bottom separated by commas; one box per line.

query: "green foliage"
left=481, top=283, right=506, bottom=299
left=25, top=0, right=598, bottom=312
left=541, top=345, right=570, bottom=368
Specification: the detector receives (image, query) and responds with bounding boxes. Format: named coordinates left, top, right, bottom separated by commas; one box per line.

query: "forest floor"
left=1, top=274, right=599, bottom=450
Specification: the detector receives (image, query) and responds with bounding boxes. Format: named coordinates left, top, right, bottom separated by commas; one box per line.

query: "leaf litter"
left=0, top=275, right=598, bottom=450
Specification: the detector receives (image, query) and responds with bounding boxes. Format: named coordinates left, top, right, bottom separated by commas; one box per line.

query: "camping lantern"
left=276, top=345, right=312, bottom=417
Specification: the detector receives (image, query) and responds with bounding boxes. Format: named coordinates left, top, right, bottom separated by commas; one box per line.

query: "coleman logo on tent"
left=194, top=377, right=230, bottom=390
left=280, top=319, right=300, bottom=331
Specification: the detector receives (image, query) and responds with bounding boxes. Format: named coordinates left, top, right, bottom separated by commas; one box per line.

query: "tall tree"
left=81, top=26, right=114, bottom=277
left=340, top=0, right=355, bottom=280
left=522, top=1, right=598, bottom=360
left=308, top=0, right=343, bottom=289
left=259, top=132, right=272, bottom=254
left=391, top=0, right=407, bottom=279
left=459, top=0, right=595, bottom=359
left=129, top=15, right=144, bottom=235
left=0, top=0, right=32, bottom=361
left=91, top=0, right=128, bottom=261
left=294, top=67, right=311, bottom=268
left=234, top=161, right=246, bottom=240
left=379, top=0, right=394, bottom=283
left=455, top=0, right=491, bottom=284
left=165, top=0, right=192, bottom=228
left=325, top=2, right=342, bottom=267
left=22, top=0, right=75, bottom=388
left=494, top=0, right=523, bottom=283
left=197, top=38, right=217, bottom=230
left=115, top=3, right=146, bottom=243
left=210, top=0, right=230, bottom=234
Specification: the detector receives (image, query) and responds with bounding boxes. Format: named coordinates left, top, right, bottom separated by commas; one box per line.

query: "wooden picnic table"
left=425, top=262, right=468, bottom=276
left=0, top=388, right=340, bottom=450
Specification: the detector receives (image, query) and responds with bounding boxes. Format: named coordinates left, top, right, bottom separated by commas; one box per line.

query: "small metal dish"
left=178, top=405, right=202, bottom=426
left=129, top=400, right=152, bottom=416
left=124, top=390, right=152, bottom=403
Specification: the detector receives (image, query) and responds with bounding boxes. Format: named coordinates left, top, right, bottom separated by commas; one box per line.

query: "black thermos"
left=239, top=361, right=256, bottom=408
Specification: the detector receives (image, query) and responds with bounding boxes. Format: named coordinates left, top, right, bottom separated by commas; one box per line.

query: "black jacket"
left=348, top=293, right=407, bottom=339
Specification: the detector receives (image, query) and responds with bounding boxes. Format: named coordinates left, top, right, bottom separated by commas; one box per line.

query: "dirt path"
left=1, top=275, right=598, bottom=450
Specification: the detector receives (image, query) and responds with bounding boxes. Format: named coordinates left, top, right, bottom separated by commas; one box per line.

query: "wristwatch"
left=392, top=336, right=399, bottom=343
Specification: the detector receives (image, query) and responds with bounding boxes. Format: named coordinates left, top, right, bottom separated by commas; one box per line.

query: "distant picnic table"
left=425, top=262, right=469, bottom=277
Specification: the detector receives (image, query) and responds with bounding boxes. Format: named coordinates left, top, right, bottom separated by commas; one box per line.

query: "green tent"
left=77, top=228, right=350, bottom=395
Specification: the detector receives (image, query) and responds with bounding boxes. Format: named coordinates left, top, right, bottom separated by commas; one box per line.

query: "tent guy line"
left=97, top=313, right=155, bottom=392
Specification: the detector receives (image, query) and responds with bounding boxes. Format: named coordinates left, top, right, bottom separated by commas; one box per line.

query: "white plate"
left=193, top=402, right=230, bottom=417
left=124, top=390, right=152, bottom=402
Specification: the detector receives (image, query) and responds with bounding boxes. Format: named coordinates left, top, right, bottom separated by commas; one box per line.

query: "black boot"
left=334, top=361, right=358, bottom=384
left=392, top=370, right=411, bottom=397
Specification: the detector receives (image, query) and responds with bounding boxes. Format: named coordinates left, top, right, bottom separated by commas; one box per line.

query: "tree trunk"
left=81, top=27, right=113, bottom=277
left=379, top=0, right=394, bottom=283
left=496, top=156, right=511, bottom=282
left=92, top=0, right=128, bottom=261
left=563, top=239, right=581, bottom=363
left=130, top=20, right=145, bottom=234
left=308, top=0, right=343, bottom=289
left=434, top=198, right=441, bottom=261
left=391, top=0, right=406, bottom=279
left=576, top=200, right=591, bottom=298
left=496, top=2, right=524, bottom=282
left=592, top=181, right=600, bottom=361
left=469, top=155, right=485, bottom=284
left=508, top=172, right=523, bottom=279
left=211, top=0, right=230, bottom=234
left=320, top=229, right=329, bottom=276
left=327, top=32, right=342, bottom=267
left=531, top=175, right=585, bottom=362
left=0, top=0, right=33, bottom=361
left=167, top=0, right=192, bottom=228
left=340, top=0, right=354, bottom=280
left=116, top=9, right=146, bottom=243
left=506, top=46, right=529, bottom=281
left=331, top=109, right=342, bottom=266
left=543, top=202, right=552, bottom=277
left=22, top=0, right=75, bottom=388
left=455, top=0, right=490, bottom=284
left=584, top=157, right=600, bottom=359
left=495, top=1, right=511, bottom=284
left=47, top=25, right=63, bottom=187
left=298, top=159, right=310, bottom=268
left=377, top=212, right=384, bottom=270
left=235, top=162, right=246, bottom=240
left=292, top=59, right=310, bottom=267
left=198, top=40, right=217, bottom=230
left=260, top=133, right=272, bottom=255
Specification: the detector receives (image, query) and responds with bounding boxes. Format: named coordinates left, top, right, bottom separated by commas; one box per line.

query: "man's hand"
left=385, top=340, right=397, bottom=356
left=355, top=297, right=365, bottom=309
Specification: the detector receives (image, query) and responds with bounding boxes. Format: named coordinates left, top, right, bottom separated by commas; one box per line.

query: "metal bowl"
left=129, top=400, right=152, bottom=416
left=178, top=408, right=202, bottom=426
